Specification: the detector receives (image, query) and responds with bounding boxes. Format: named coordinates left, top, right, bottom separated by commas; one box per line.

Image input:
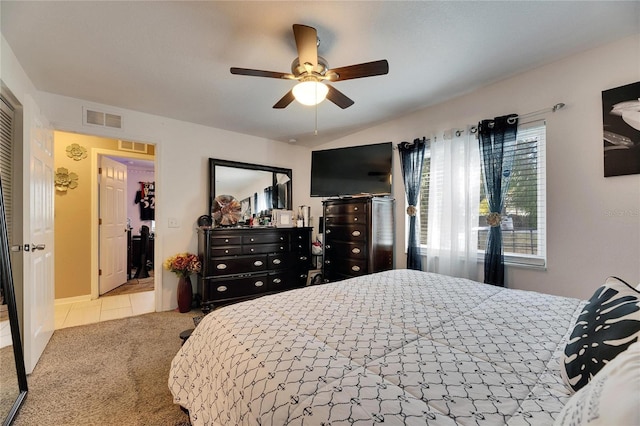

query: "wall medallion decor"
left=65, top=143, right=88, bottom=161
left=602, top=81, right=640, bottom=177
left=54, top=167, right=79, bottom=192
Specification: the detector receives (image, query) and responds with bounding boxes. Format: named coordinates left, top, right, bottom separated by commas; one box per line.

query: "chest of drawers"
left=197, top=227, right=311, bottom=312
left=322, top=197, right=394, bottom=282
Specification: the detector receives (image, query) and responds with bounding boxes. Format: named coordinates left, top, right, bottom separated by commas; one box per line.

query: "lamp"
left=292, top=80, right=328, bottom=106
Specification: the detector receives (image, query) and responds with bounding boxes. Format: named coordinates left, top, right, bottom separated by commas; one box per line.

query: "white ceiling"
left=2, top=1, right=638, bottom=147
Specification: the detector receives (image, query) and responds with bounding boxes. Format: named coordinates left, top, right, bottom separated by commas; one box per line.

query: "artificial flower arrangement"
left=163, top=253, right=201, bottom=277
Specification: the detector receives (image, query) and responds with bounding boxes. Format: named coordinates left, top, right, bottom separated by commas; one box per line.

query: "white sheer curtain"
left=426, top=128, right=480, bottom=279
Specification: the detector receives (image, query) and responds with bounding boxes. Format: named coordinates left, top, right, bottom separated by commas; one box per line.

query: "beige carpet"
left=13, top=310, right=198, bottom=426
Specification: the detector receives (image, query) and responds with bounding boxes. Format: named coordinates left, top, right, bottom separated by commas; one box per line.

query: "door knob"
left=25, top=243, right=46, bottom=251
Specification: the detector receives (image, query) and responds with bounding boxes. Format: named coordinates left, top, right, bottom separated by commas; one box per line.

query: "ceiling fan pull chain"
left=315, top=98, right=319, bottom=135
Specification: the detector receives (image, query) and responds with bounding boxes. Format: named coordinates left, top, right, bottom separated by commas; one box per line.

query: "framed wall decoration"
left=602, top=81, right=640, bottom=177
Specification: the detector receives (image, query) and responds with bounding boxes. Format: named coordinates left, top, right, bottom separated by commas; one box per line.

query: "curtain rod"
left=396, top=102, right=566, bottom=145
left=469, top=102, right=565, bottom=134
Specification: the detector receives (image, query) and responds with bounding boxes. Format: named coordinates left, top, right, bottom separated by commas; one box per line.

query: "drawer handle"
left=280, top=236, right=284, bottom=241
left=279, top=246, right=284, bottom=250
left=352, top=248, right=361, bottom=254
left=254, top=281, right=264, bottom=287
left=224, top=249, right=229, bottom=254
left=250, top=248, right=255, bottom=252
left=326, top=229, right=331, bottom=234
left=325, top=260, right=331, bottom=264
left=273, top=278, right=282, bottom=284
left=325, top=244, right=331, bottom=249
left=299, top=256, right=308, bottom=261
left=216, top=263, right=227, bottom=270
left=300, top=273, right=307, bottom=279
left=216, top=285, right=227, bottom=292
left=273, top=259, right=281, bottom=265
left=254, top=260, right=263, bottom=267
left=352, top=265, right=361, bottom=272
left=352, top=230, right=361, bottom=237
left=354, top=207, right=359, bottom=211
left=224, top=239, right=229, bottom=243
left=354, top=217, right=358, bottom=221
left=250, top=238, right=255, bottom=242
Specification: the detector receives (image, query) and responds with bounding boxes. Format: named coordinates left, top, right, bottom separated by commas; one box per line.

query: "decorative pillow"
left=561, top=276, right=640, bottom=392
left=554, top=341, right=640, bottom=425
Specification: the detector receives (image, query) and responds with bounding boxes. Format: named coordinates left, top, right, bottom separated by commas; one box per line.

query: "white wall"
left=36, top=92, right=313, bottom=310
left=313, top=34, right=640, bottom=300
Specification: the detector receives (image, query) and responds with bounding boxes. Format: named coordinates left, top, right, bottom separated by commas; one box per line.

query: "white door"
left=99, top=156, right=128, bottom=295
left=23, top=95, right=55, bottom=374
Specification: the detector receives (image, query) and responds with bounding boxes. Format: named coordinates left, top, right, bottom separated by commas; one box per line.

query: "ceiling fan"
left=230, top=24, right=389, bottom=109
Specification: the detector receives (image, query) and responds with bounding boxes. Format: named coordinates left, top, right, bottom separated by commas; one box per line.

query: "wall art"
left=65, top=143, right=88, bottom=161
left=55, top=167, right=79, bottom=192
left=602, top=81, right=640, bottom=177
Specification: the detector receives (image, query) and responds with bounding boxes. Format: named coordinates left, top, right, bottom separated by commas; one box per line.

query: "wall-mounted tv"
left=310, top=142, right=393, bottom=197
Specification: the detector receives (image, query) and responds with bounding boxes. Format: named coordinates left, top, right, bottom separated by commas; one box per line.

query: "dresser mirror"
left=209, top=159, right=292, bottom=224
left=0, top=175, right=28, bottom=425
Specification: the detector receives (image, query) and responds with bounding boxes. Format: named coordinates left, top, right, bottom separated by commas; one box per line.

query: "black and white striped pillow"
left=561, top=276, right=640, bottom=392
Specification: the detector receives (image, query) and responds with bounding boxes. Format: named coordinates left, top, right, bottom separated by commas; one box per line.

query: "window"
left=418, top=149, right=431, bottom=245
left=417, top=121, right=546, bottom=267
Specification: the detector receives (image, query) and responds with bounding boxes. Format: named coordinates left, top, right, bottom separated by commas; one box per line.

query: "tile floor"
left=54, top=290, right=155, bottom=330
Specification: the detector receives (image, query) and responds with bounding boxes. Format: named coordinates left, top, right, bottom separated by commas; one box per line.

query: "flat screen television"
left=310, top=142, right=393, bottom=197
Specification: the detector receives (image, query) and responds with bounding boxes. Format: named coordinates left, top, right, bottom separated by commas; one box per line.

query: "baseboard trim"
left=55, top=294, right=92, bottom=305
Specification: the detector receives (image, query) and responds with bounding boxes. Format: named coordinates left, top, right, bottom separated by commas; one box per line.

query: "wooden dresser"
left=322, top=196, right=394, bottom=282
left=197, top=227, right=312, bottom=312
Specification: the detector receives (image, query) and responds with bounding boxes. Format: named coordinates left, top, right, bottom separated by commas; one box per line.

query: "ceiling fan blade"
left=328, top=60, right=389, bottom=81
left=273, top=90, right=295, bottom=109
left=230, top=67, right=293, bottom=79
left=293, top=24, right=318, bottom=68
left=326, top=84, right=354, bottom=109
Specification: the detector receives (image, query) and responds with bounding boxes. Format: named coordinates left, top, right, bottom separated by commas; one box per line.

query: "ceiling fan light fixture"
left=292, top=81, right=328, bottom=106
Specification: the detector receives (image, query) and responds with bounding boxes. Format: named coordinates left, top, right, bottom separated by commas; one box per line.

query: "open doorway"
left=99, top=155, right=155, bottom=298
left=53, top=131, right=156, bottom=328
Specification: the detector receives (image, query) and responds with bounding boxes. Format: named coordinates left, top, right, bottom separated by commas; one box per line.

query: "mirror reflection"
left=0, top=173, right=28, bottom=426
left=0, top=301, right=19, bottom=421
left=209, top=159, right=292, bottom=225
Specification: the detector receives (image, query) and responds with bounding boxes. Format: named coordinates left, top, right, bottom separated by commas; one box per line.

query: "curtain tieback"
left=486, top=212, right=502, bottom=227
left=406, top=205, right=417, bottom=216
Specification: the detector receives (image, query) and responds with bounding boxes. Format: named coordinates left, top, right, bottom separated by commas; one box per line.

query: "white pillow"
left=554, top=341, right=640, bottom=425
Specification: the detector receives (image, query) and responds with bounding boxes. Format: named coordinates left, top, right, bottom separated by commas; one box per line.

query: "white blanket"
left=169, top=269, right=584, bottom=425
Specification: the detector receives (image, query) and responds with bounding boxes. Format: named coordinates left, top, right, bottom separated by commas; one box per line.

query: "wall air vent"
left=83, top=107, right=123, bottom=129
left=118, top=140, right=148, bottom=154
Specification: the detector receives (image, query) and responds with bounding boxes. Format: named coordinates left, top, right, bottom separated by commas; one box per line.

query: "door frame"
left=90, top=147, right=157, bottom=301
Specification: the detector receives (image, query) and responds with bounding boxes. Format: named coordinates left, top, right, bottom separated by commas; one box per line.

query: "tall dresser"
left=197, top=227, right=312, bottom=312
left=322, top=196, right=394, bottom=282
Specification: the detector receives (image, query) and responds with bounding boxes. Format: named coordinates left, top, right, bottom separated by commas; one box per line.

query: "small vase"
left=177, top=275, right=193, bottom=313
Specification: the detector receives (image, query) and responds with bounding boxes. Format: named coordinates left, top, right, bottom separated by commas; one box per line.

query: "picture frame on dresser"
left=272, top=209, right=294, bottom=228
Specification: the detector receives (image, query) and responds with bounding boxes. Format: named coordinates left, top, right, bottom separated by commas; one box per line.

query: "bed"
left=169, top=269, right=588, bottom=425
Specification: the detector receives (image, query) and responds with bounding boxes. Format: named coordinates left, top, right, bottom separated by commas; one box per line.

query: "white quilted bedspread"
left=169, top=269, right=584, bottom=425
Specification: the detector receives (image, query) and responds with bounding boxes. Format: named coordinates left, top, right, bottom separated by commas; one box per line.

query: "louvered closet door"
left=0, top=96, right=14, bottom=244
